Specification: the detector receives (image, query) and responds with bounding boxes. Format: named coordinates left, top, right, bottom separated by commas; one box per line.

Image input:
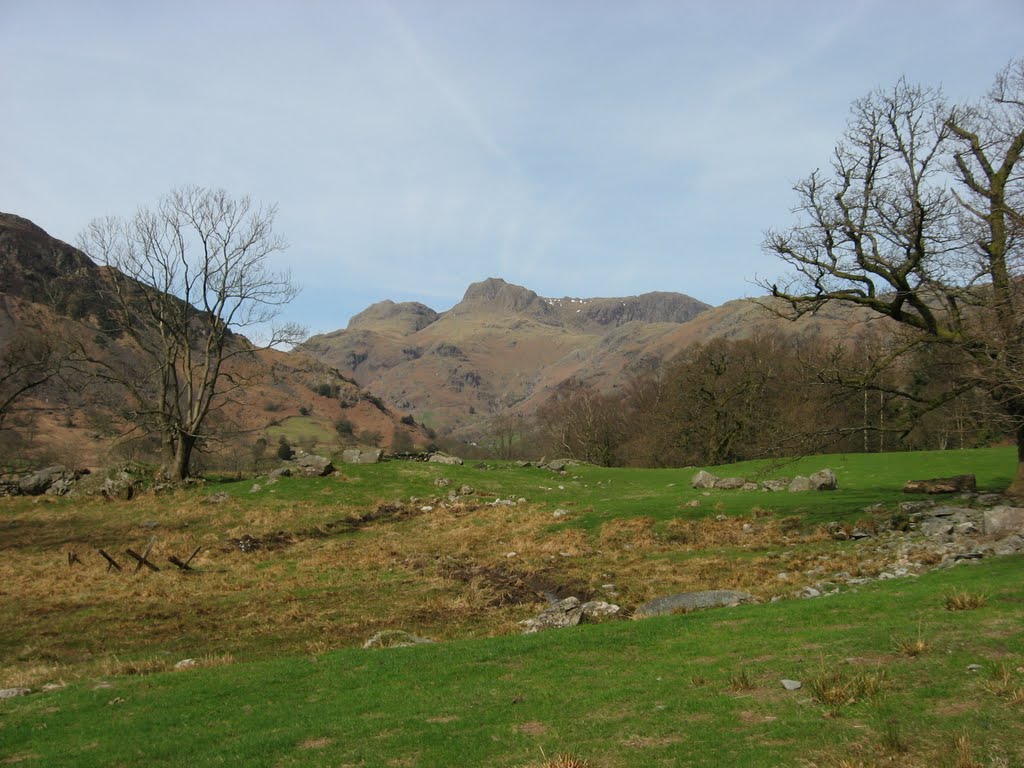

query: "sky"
left=1, top=0, right=1022, bottom=337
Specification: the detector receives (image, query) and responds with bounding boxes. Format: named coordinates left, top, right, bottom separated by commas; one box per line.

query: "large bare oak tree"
left=78, top=186, right=303, bottom=480
left=762, top=60, right=1024, bottom=496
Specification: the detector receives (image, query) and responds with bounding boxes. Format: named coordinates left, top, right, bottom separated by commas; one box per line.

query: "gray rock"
left=788, top=476, right=814, bottom=492
left=542, top=458, right=579, bottom=472
left=781, top=679, right=802, bottom=691
left=269, top=467, right=292, bottom=478
left=552, top=508, right=571, bottom=519
left=0, top=687, right=31, bottom=699
left=428, top=452, right=464, bottom=466
left=45, top=477, right=77, bottom=496
left=691, top=470, right=718, bottom=489
left=983, top=506, right=1024, bottom=536
left=519, top=597, right=583, bottom=633
left=713, top=476, right=747, bottom=490
left=174, top=659, right=197, bottom=670
left=249, top=483, right=262, bottom=493
left=900, top=501, right=935, bottom=515
left=799, top=587, right=822, bottom=598
left=633, top=590, right=754, bottom=618
left=581, top=600, right=621, bottom=622
left=341, top=449, right=382, bottom=465
left=761, top=478, right=790, bottom=492
left=363, top=630, right=434, bottom=649
left=434, top=477, right=451, bottom=487
left=295, top=454, right=335, bottom=476
left=19, top=465, right=73, bottom=495
left=993, top=534, right=1024, bottom=556
left=809, top=469, right=838, bottom=490
left=459, top=485, right=474, bottom=496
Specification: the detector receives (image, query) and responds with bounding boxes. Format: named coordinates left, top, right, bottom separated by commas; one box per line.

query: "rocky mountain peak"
left=454, top=278, right=552, bottom=317
left=347, top=300, right=439, bottom=335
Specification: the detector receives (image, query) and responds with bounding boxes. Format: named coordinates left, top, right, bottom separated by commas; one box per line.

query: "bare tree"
left=77, top=186, right=304, bottom=480
left=763, top=60, right=1024, bottom=496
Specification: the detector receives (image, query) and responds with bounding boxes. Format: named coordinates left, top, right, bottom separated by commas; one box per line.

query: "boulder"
left=543, top=458, right=577, bottom=472
left=18, top=465, right=73, bottom=496
left=428, top=452, right=464, bottom=466
left=787, top=476, right=814, bottom=492
left=983, top=506, right=1024, bottom=536
left=341, top=449, right=382, bottom=465
left=580, top=600, right=621, bottom=623
left=0, top=687, right=31, bottom=699
left=809, top=469, right=838, bottom=490
left=632, top=590, right=754, bottom=618
left=294, top=454, right=333, bottom=479
left=761, top=478, right=790, bottom=492
left=993, top=533, right=1024, bottom=556
left=713, top=477, right=747, bottom=490
left=519, top=597, right=583, bottom=633
left=903, top=475, right=977, bottom=494
left=363, top=630, right=434, bottom=649
left=691, top=470, right=718, bottom=489
left=45, top=477, right=77, bottom=496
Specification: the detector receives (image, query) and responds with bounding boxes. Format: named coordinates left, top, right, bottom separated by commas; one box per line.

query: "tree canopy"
left=762, top=60, right=1024, bottom=495
left=78, top=186, right=303, bottom=480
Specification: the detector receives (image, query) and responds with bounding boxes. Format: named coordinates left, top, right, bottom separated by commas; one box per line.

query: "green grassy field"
left=0, top=447, right=1020, bottom=767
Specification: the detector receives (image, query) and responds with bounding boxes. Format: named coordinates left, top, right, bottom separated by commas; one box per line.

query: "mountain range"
left=1, top=211, right=887, bottom=463
left=302, top=277, right=884, bottom=440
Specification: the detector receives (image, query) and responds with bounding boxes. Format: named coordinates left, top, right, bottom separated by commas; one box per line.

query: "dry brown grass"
left=518, top=750, right=590, bottom=768
left=944, top=590, right=987, bottom=611
left=806, top=666, right=886, bottom=714
left=0, top=487, right=910, bottom=688
left=981, top=663, right=1024, bottom=706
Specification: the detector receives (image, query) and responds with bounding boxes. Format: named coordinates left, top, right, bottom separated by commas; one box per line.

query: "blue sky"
left=2, top=0, right=1021, bottom=336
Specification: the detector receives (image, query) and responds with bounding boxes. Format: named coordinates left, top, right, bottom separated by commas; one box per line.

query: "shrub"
left=276, top=436, right=294, bottom=460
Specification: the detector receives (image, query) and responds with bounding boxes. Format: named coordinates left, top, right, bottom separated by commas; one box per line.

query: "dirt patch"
left=739, top=710, right=778, bottom=724
left=298, top=737, right=334, bottom=750
left=425, top=715, right=460, bottom=723
left=516, top=721, right=548, bottom=736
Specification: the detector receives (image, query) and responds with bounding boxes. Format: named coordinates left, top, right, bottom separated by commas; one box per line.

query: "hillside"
left=303, top=277, right=890, bottom=440
left=1, top=449, right=1021, bottom=766
left=0, top=212, right=429, bottom=468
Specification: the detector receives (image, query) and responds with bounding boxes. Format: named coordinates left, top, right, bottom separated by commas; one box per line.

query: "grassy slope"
left=0, top=447, right=1020, bottom=766
left=2, top=556, right=1022, bottom=767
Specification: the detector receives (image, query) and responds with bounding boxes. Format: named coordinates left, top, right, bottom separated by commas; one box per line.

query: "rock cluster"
left=341, top=448, right=382, bottom=465
left=518, top=597, right=621, bottom=633
left=691, top=469, right=837, bottom=492
left=792, top=500, right=1024, bottom=601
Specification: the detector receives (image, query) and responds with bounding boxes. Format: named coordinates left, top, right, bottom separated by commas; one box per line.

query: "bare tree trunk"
left=1008, top=424, right=1024, bottom=499
left=166, top=432, right=197, bottom=481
